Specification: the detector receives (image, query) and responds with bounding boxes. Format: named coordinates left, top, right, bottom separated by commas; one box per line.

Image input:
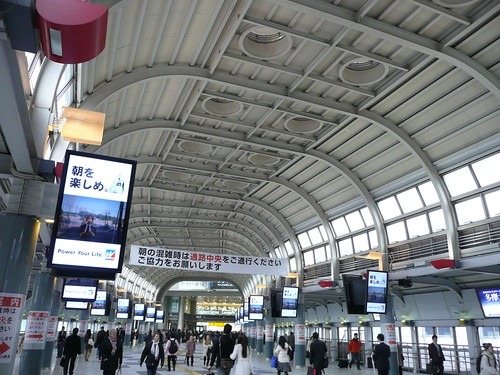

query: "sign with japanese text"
left=0, top=293, right=23, bottom=363
left=265, top=324, right=273, bottom=341
left=384, top=323, right=397, bottom=350
left=129, top=245, right=289, bottom=276
left=24, top=311, right=49, bottom=349
left=296, top=323, right=306, bottom=344
left=48, top=151, right=136, bottom=278
left=256, top=325, right=263, bottom=339
left=45, top=316, right=58, bottom=341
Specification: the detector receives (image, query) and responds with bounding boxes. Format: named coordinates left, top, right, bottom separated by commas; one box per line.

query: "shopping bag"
left=271, top=355, right=278, bottom=368
left=307, top=366, right=317, bottom=375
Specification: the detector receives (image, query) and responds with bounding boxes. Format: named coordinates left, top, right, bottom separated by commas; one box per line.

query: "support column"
left=0, top=214, right=39, bottom=375
left=42, top=278, right=63, bottom=368
left=380, top=294, right=398, bottom=375
left=79, top=307, right=90, bottom=354
left=295, top=302, right=306, bottom=368
left=19, top=269, right=56, bottom=375
left=264, top=304, right=274, bottom=360
left=122, top=292, right=133, bottom=347
left=465, top=325, right=480, bottom=375
left=249, top=321, right=256, bottom=349
left=256, top=320, right=263, bottom=353
left=365, top=324, right=374, bottom=368
left=178, top=296, right=185, bottom=331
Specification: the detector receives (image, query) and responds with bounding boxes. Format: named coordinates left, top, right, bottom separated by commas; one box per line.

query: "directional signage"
left=24, top=311, right=49, bottom=349
left=0, top=293, right=23, bottom=363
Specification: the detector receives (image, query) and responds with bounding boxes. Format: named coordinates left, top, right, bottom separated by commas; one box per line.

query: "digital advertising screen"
left=243, top=301, right=249, bottom=322
left=343, top=274, right=366, bottom=314
left=248, top=295, right=264, bottom=320
left=65, top=301, right=89, bottom=310
left=239, top=305, right=244, bottom=324
left=156, top=310, right=164, bottom=323
left=91, top=291, right=108, bottom=316
left=116, top=298, right=130, bottom=319
left=47, top=150, right=136, bottom=280
left=61, top=278, right=98, bottom=301
left=145, top=307, right=156, bottom=322
left=281, top=286, right=299, bottom=318
left=134, top=303, right=145, bottom=321
left=476, top=288, right=500, bottom=318
left=366, top=270, right=388, bottom=314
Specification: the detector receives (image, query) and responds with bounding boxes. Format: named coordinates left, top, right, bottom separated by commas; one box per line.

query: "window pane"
left=284, top=241, right=294, bottom=256
left=419, top=181, right=440, bottom=206
left=298, top=232, right=312, bottom=248
left=345, top=211, right=365, bottom=231
left=386, top=221, right=407, bottom=243
left=485, top=190, right=500, bottom=217
left=289, top=257, right=297, bottom=272
left=378, top=196, right=401, bottom=220
left=397, top=188, right=423, bottom=213
left=444, top=167, right=477, bottom=196
left=472, top=153, right=500, bottom=187
left=352, top=233, right=369, bottom=252
left=455, top=197, right=486, bottom=225
left=332, top=217, right=349, bottom=236
left=368, top=230, right=378, bottom=249
left=406, top=214, right=430, bottom=238
left=338, top=238, right=353, bottom=257
left=308, top=227, right=324, bottom=245
left=303, top=250, right=315, bottom=266
left=314, top=246, right=327, bottom=263
left=429, top=209, right=446, bottom=232
left=360, top=207, right=374, bottom=226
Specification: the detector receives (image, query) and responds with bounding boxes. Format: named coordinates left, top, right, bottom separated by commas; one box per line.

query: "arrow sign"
left=0, top=341, right=10, bottom=355
left=26, top=334, right=43, bottom=340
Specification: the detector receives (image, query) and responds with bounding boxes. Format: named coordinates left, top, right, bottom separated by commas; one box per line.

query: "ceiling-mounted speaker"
left=398, top=279, right=413, bottom=288
left=0, top=0, right=39, bottom=53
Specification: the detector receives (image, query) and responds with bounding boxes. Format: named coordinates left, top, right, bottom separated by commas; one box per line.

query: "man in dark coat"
left=373, top=333, right=391, bottom=375
left=56, top=326, right=67, bottom=358
left=62, top=327, right=82, bottom=375
left=428, top=335, right=445, bottom=375
left=309, top=332, right=328, bottom=373
left=95, top=326, right=106, bottom=359
left=140, top=332, right=164, bottom=374
left=217, top=324, right=235, bottom=375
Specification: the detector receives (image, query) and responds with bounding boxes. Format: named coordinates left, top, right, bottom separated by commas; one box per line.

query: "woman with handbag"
left=84, top=329, right=94, bottom=361
left=140, top=333, right=164, bottom=375
left=100, top=329, right=123, bottom=375
left=230, top=333, right=253, bottom=375
left=274, top=336, right=292, bottom=375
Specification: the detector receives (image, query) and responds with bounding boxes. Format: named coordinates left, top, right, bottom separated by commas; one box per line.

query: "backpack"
left=168, top=339, right=178, bottom=354
left=476, top=354, right=482, bottom=374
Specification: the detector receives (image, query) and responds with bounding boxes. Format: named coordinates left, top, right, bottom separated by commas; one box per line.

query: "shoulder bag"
left=220, top=342, right=234, bottom=370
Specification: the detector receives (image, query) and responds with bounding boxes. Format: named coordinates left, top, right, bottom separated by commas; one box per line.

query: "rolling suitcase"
left=338, top=359, right=349, bottom=368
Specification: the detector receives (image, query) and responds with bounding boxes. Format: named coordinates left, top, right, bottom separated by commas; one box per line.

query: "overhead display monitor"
left=239, top=305, right=244, bottom=324
left=248, top=295, right=264, bottom=320
left=47, top=150, right=136, bottom=280
left=365, top=270, right=389, bottom=314
left=156, top=310, right=164, bottom=323
left=65, top=301, right=89, bottom=310
left=243, top=301, right=249, bottom=322
left=116, top=298, right=130, bottom=319
left=281, top=286, right=299, bottom=318
left=270, top=288, right=282, bottom=318
left=145, top=307, right=156, bottom=322
left=343, top=274, right=367, bottom=315
left=134, top=303, right=145, bottom=321
left=476, top=288, right=500, bottom=318
left=61, top=278, right=98, bottom=301
left=91, top=291, right=109, bottom=316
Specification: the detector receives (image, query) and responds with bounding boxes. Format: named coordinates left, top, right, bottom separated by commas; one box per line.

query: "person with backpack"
left=478, top=343, right=499, bottom=375
left=165, top=335, right=180, bottom=371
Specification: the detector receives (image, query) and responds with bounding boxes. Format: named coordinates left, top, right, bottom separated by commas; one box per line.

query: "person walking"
left=373, top=334, right=390, bottom=375
left=219, top=324, right=236, bottom=375
left=479, top=343, right=499, bottom=375
left=56, top=326, right=67, bottom=358
left=165, top=335, right=180, bottom=371
left=428, top=335, right=445, bottom=375
left=309, top=332, right=327, bottom=375
left=84, top=329, right=94, bottom=361
left=203, top=334, right=213, bottom=366
left=230, top=334, right=253, bottom=375
left=274, top=335, right=292, bottom=375
left=186, top=335, right=196, bottom=366
left=95, top=326, right=106, bottom=359
left=140, top=332, right=164, bottom=375
left=287, top=332, right=295, bottom=361
left=349, top=333, right=362, bottom=370
left=62, top=328, right=81, bottom=375
left=100, top=329, right=123, bottom=375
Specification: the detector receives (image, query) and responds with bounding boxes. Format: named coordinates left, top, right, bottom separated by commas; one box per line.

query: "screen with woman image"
left=281, top=286, right=299, bottom=317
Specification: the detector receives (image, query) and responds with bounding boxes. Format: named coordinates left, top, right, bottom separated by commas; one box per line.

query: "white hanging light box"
left=60, top=107, right=105, bottom=145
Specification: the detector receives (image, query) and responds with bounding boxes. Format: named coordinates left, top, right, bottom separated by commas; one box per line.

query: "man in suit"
left=428, top=335, right=445, bottom=375
left=373, top=333, right=390, bottom=375
left=309, top=332, right=328, bottom=373
left=62, top=328, right=82, bottom=375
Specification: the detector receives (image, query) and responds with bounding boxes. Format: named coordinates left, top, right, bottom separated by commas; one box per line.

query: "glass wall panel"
left=419, top=181, right=440, bottom=205
left=407, top=214, right=430, bottom=238
left=444, top=167, right=477, bottom=196
left=397, top=188, right=423, bottom=213
left=378, top=197, right=401, bottom=220
left=472, top=154, right=500, bottom=187
left=455, top=197, right=486, bottom=225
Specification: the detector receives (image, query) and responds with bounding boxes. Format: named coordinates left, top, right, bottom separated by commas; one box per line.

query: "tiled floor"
left=12, top=341, right=381, bottom=375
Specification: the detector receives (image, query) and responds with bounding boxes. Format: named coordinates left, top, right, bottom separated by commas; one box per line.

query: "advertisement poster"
left=384, top=323, right=397, bottom=349
left=296, top=323, right=306, bottom=344
left=79, top=320, right=88, bottom=334
left=0, top=293, right=23, bottom=363
left=265, top=325, right=273, bottom=341
left=45, top=316, right=58, bottom=341
left=256, top=325, right=263, bottom=339
left=24, top=311, right=49, bottom=349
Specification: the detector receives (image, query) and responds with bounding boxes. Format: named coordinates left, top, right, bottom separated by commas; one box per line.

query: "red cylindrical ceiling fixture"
left=318, top=280, right=334, bottom=288
left=431, top=259, right=456, bottom=269
left=36, top=0, right=108, bottom=64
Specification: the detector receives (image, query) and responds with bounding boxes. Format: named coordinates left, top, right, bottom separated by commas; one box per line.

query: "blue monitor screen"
left=476, top=288, right=500, bottom=318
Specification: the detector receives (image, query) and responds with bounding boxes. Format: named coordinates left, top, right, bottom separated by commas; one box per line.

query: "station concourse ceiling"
left=0, top=0, right=499, bottom=309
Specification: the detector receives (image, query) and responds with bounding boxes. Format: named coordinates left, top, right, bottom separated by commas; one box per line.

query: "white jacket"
left=274, top=343, right=290, bottom=363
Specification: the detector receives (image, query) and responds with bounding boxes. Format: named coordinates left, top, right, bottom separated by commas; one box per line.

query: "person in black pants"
left=428, top=335, right=445, bottom=375
left=62, top=328, right=82, bottom=375
left=309, top=332, right=328, bottom=374
left=56, top=326, right=67, bottom=358
left=373, top=334, right=390, bottom=375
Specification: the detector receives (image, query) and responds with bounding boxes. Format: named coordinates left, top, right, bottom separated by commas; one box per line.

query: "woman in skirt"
left=274, top=335, right=292, bottom=375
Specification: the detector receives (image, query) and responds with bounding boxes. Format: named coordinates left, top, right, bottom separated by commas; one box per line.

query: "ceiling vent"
left=222, top=180, right=249, bottom=189
left=178, top=140, right=212, bottom=155
left=433, top=0, right=479, bottom=7
left=248, top=153, right=279, bottom=166
left=239, top=26, right=292, bottom=60
left=202, top=97, right=243, bottom=116
left=284, top=117, right=322, bottom=134
left=162, top=171, right=191, bottom=180
left=339, top=56, right=388, bottom=86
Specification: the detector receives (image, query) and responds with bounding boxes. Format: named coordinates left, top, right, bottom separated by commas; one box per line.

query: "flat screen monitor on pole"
left=61, top=278, right=98, bottom=301
left=248, top=295, right=264, bottom=320
left=281, top=286, right=299, bottom=318
left=133, top=303, right=145, bottom=321
left=116, top=298, right=130, bottom=319
left=343, top=274, right=367, bottom=315
left=365, top=270, right=388, bottom=314
left=91, top=291, right=110, bottom=316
